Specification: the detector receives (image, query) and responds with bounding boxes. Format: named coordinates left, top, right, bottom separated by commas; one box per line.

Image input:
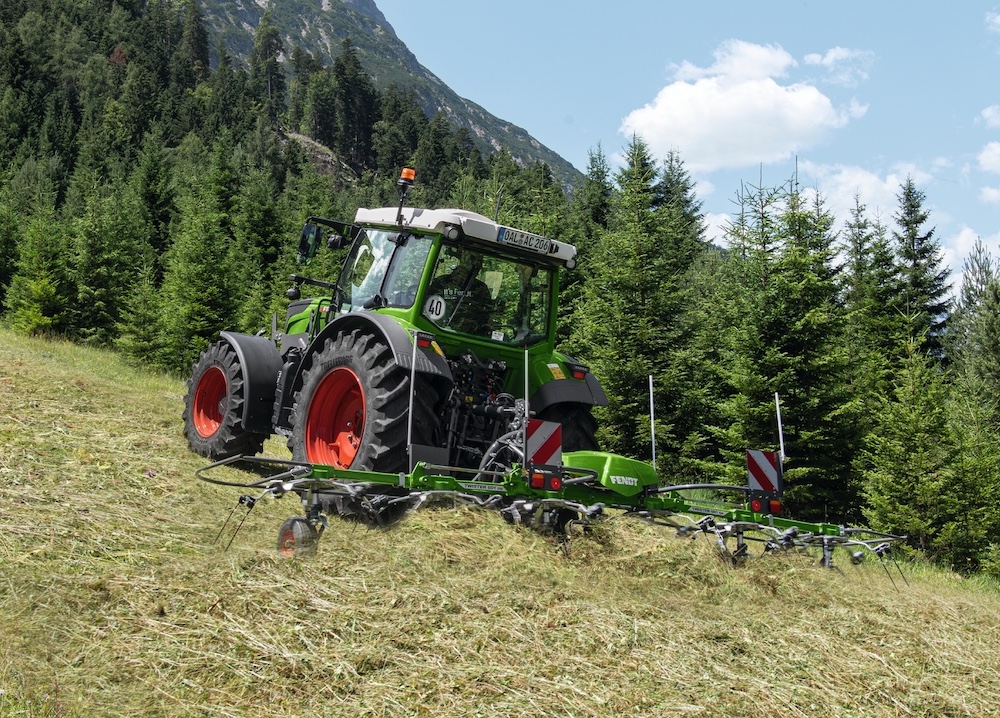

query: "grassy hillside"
left=2, top=328, right=999, bottom=717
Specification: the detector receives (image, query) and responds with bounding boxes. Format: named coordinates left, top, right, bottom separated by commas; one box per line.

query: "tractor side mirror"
left=297, top=223, right=324, bottom=264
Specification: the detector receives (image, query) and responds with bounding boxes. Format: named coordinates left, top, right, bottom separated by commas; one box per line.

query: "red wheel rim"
left=192, top=366, right=227, bottom=438
left=305, top=367, right=365, bottom=468
left=278, top=526, right=298, bottom=558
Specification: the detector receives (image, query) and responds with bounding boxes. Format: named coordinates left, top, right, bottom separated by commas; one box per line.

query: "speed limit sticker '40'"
left=423, top=294, right=446, bottom=321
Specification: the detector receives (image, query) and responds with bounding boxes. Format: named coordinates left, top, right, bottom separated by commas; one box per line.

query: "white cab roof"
left=354, top=207, right=577, bottom=266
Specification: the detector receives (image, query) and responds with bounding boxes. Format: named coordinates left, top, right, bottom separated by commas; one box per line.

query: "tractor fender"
left=530, top=372, right=608, bottom=412
left=306, top=312, right=453, bottom=383
left=218, top=331, right=283, bottom=434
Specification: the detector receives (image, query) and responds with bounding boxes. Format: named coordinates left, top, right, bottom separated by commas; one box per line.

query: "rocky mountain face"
left=199, top=0, right=581, bottom=186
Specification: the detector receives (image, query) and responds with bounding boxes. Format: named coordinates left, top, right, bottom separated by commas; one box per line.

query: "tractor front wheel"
left=183, top=341, right=268, bottom=459
left=289, top=330, right=439, bottom=472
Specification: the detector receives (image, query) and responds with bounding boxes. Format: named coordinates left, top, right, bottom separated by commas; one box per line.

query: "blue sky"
left=375, top=1, right=1000, bottom=285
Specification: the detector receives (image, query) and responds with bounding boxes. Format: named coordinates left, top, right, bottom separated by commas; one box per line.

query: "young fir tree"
left=4, top=212, right=73, bottom=335
left=115, top=262, right=165, bottom=366
left=941, top=240, right=1000, bottom=570
left=862, top=338, right=955, bottom=557
left=69, top=181, right=154, bottom=345
left=892, top=177, right=951, bottom=360
left=572, top=137, right=703, bottom=471
left=949, top=238, right=1000, bottom=401
left=157, top=184, right=239, bottom=373
left=839, top=197, right=901, bottom=393
left=693, top=180, right=787, bottom=486
left=769, top=189, right=860, bottom=521
left=945, top=348, right=1000, bottom=572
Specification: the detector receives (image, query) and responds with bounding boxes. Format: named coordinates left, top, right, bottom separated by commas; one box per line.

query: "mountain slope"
left=200, top=0, right=583, bottom=186
left=3, top=327, right=1000, bottom=717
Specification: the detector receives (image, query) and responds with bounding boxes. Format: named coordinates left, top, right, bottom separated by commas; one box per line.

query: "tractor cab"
left=288, top=199, right=577, bottom=357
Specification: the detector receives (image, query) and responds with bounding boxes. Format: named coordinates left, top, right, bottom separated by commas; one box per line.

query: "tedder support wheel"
left=183, top=341, right=268, bottom=459
left=289, top=329, right=439, bottom=472
left=276, top=517, right=319, bottom=557
left=537, top=402, right=600, bottom=452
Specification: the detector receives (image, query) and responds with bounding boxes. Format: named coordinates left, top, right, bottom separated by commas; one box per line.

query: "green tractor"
left=183, top=169, right=606, bottom=476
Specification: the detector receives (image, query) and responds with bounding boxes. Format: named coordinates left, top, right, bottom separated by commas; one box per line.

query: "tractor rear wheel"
left=537, top=402, right=599, bottom=452
left=183, top=341, right=268, bottom=459
left=289, top=330, right=439, bottom=472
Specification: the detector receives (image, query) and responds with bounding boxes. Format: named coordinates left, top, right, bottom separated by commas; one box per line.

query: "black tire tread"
left=182, top=341, right=268, bottom=459
left=289, top=329, right=439, bottom=473
left=536, top=402, right=600, bottom=452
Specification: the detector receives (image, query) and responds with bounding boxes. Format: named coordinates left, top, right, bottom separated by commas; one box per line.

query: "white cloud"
left=620, top=41, right=866, bottom=174
left=803, top=46, right=875, bottom=87
left=981, top=186, right=1000, bottom=204
left=673, top=40, right=796, bottom=82
left=979, top=142, right=1000, bottom=173
left=797, top=161, right=901, bottom=224
left=947, top=226, right=983, bottom=267
left=988, top=11, right=1000, bottom=33
left=980, top=105, right=1000, bottom=127
left=703, top=211, right=730, bottom=246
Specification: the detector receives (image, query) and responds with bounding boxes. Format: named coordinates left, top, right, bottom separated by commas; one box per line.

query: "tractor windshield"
left=423, top=244, right=553, bottom=345
left=337, top=229, right=434, bottom=312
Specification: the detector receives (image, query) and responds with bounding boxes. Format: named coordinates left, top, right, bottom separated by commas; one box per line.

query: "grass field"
left=2, top=328, right=999, bottom=717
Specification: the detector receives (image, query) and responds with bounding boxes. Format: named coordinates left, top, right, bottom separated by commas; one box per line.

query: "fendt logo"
left=611, top=475, right=638, bottom=487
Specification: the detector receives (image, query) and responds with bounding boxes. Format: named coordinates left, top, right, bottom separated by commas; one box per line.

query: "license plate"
left=497, top=227, right=551, bottom=254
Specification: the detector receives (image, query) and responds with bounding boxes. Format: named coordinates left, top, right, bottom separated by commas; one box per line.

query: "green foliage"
left=115, top=262, right=164, bottom=366
left=862, top=339, right=954, bottom=553
left=157, top=184, right=237, bottom=373
left=0, top=199, right=21, bottom=306
left=892, top=177, right=952, bottom=359
left=69, top=181, right=154, bottom=346
left=249, top=9, right=285, bottom=124
left=3, top=212, right=72, bottom=335
left=571, top=137, right=704, bottom=474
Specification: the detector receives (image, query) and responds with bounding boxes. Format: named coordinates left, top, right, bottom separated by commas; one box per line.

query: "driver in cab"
left=426, top=247, right=494, bottom=336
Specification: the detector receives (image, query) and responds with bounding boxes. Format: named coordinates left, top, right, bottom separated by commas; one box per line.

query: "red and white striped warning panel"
left=746, top=450, right=780, bottom=494
left=526, top=419, right=562, bottom=466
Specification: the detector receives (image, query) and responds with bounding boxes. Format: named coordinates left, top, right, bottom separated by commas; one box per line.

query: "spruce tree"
left=892, top=177, right=951, bottom=359
left=332, top=38, right=377, bottom=170
left=862, top=338, right=955, bottom=555
left=695, top=179, right=788, bottom=486
left=115, top=262, right=165, bottom=366
left=770, top=189, right=859, bottom=520
left=949, top=239, right=1000, bottom=398
left=157, top=185, right=237, bottom=373
left=249, top=9, right=285, bottom=126
left=372, top=84, right=427, bottom=173
left=573, top=137, right=703, bottom=472
left=4, top=212, right=73, bottom=335
left=69, top=182, right=154, bottom=345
